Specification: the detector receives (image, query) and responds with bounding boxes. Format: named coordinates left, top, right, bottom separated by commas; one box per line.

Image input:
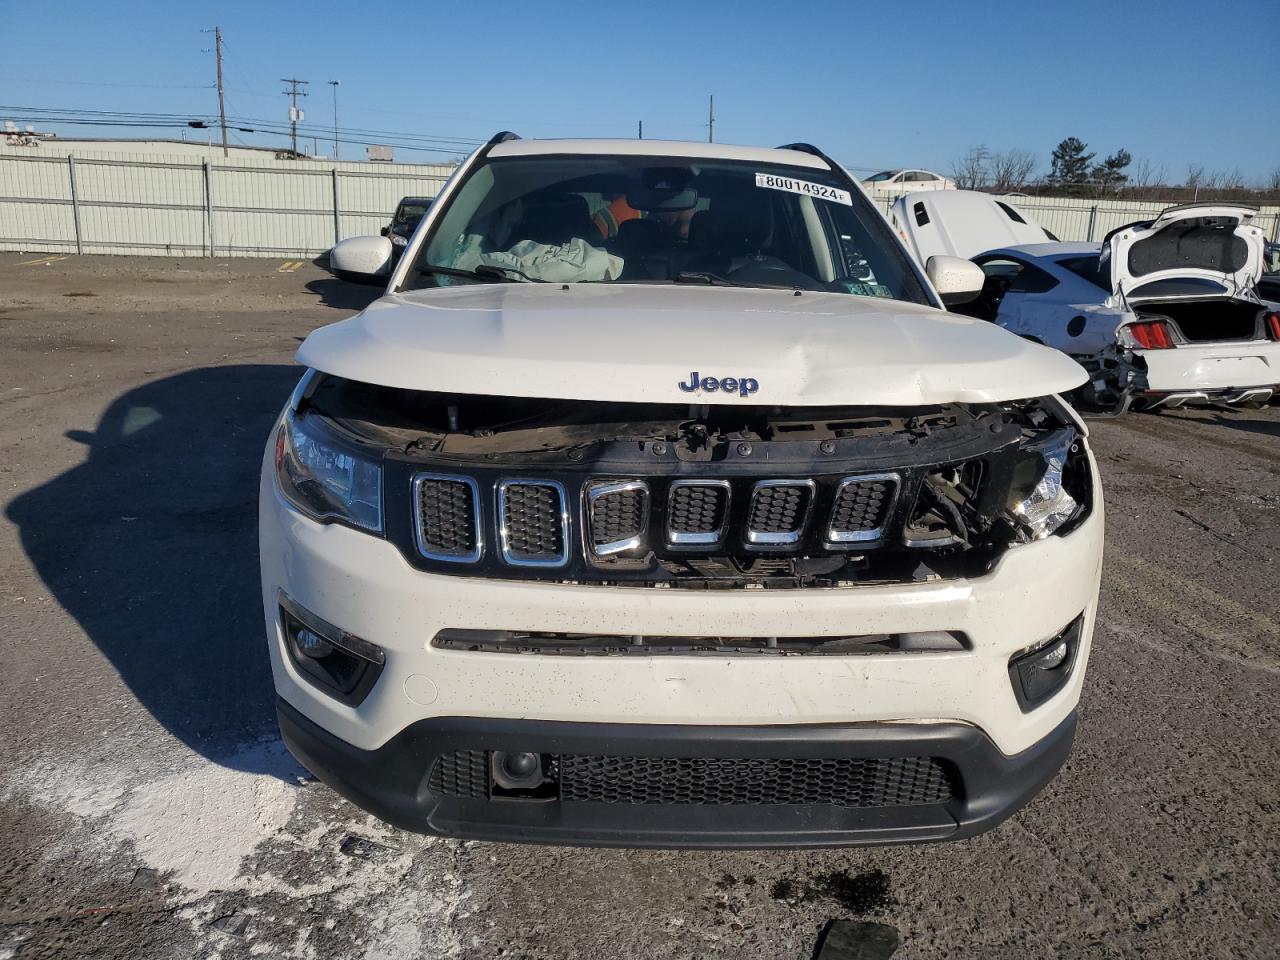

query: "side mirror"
left=379, top=225, right=389, bottom=236
left=926, top=255, right=984, bottom=306
left=330, top=236, right=394, bottom=286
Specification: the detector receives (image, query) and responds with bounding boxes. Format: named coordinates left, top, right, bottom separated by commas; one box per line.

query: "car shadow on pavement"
left=1164, top=410, right=1280, bottom=439
left=6, top=364, right=302, bottom=773
left=305, top=276, right=383, bottom=312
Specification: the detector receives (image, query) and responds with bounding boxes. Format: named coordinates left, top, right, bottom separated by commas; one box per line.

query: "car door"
left=971, top=255, right=1062, bottom=340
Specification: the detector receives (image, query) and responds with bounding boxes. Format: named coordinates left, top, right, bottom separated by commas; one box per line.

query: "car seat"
left=513, top=194, right=598, bottom=247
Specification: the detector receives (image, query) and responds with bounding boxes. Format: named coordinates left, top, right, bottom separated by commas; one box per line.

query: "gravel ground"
left=1, top=253, right=1277, bottom=960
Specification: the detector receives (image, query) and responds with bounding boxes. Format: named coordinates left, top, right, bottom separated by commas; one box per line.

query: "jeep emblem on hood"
left=678, top=372, right=759, bottom=398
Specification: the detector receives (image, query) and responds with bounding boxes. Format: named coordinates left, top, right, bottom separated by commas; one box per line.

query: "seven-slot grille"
left=428, top=750, right=954, bottom=808
left=667, top=480, right=731, bottom=545
left=827, top=474, right=899, bottom=543
left=498, top=480, right=569, bottom=566
left=413, top=475, right=481, bottom=563
left=586, top=481, right=649, bottom=556
left=746, top=481, right=815, bottom=544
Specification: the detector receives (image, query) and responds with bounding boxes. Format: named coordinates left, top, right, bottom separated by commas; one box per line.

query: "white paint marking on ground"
left=7, top=737, right=469, bottom=958
left=20, top=255, right=68, bottom=266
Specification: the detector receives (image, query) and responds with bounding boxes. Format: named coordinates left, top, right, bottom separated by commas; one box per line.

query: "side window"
left=1010, top=264, right=1058, bottom=294
left=916, top=172, right=938, bottom=182
left=974, top=257, right=1057, bottom=294
left=976, top=257, right=1023, bottom=282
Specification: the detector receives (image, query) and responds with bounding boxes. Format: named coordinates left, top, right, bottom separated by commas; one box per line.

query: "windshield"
left=406, top=155, right=930, bottom=303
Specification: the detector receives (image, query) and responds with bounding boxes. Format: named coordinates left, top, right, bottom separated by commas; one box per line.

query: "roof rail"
left=775, top=142, right=860, bottom=194
left=777, top=142, right=823, bottom=158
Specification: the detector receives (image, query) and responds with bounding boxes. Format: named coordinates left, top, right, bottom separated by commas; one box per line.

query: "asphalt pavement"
left=0, top=253, right=1277, bottom=960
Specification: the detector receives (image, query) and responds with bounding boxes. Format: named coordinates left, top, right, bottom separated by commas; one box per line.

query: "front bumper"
left=278, top=697, right=1078, bottom=848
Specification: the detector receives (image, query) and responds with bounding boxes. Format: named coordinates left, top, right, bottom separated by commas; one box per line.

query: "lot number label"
left=755, top=173, right=852, bottom=206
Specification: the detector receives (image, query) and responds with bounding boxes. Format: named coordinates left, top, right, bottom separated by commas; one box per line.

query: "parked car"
left=895, top=191, right=1280, bottom=412
left=264, top=134, right=1103, bottom=848
left=380, top=196, right=432, bottom=259
left=861, top=168, right=954, bottom=199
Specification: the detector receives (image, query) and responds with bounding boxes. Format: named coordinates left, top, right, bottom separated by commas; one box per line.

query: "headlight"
left=1006, top=428, right=1080, bottom=540
left=274, top=410, right=383, bottom=532
left=390, top=233, right=408, bottom=247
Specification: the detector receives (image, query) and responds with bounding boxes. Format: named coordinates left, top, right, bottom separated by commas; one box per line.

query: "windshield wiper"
left=673, top=271, right=744, bottom=287
left=417, top=263, right=543, bottom=284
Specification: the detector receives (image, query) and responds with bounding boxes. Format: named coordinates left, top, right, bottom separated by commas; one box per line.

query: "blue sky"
left=2, top=0, right=1276, bottom=182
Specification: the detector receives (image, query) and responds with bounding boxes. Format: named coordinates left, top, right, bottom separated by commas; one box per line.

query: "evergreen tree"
left=1048, top=138, right=1095, bottom=193
left=1091, top=149, right=1133, bottom=193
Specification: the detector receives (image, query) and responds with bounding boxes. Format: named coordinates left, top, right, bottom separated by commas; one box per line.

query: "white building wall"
left=0, top=144, right=456, bottom=257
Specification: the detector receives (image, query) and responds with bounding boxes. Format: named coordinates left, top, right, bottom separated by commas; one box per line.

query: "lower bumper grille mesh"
left=428, top=749, right=488, bottom=799
left=559, top=754, right=952, bottom=806
left=428, top=750, right=953, bottom=807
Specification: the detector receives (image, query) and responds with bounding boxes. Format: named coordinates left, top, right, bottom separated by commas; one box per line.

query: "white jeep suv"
left=261, top=135, right=1103, bottom=847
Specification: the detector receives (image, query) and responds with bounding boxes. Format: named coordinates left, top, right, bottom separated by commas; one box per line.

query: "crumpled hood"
left=296, top=284, right=1087, bottom=406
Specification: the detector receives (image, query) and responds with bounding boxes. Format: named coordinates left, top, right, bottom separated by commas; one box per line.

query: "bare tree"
left=988, top=149, right=1037, bottom=193
left=951, top=145, right=990, bottom=191
left=1126, top=157, right=1166, bottom=195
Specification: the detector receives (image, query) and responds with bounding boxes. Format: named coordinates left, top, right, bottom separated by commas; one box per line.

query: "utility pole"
left=214, top=27, right=227, bottom=157
left=281, top=78, right=309, bottom=155
left=638, top=120, right=643, bottom=140
left=328, top=80, right=340, bottom=161
left=707, top=95, right=714, bottom=143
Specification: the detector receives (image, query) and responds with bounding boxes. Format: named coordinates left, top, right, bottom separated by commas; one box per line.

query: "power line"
left=1, top=103, right=485, bottom=154
left=0, top=76, right=213, bottom=90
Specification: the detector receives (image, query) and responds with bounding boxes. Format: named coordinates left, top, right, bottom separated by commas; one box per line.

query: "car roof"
left=488, top=137, right=830, bottom=171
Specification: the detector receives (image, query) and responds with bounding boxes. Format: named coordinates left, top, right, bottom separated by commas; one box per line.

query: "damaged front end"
left=276, top=376, right=1093, bottom=590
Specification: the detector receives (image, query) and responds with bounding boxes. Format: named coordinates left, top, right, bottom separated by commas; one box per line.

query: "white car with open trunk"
left=261, top=135, right=1103, bottom=848
left=892, top=191, right=1280, bottom=412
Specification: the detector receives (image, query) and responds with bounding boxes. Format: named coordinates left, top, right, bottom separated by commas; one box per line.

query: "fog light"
left=293, top=626, right=334, bottom=659
left=279, top=592, right=384, bottom=707
left=1008, top=616, right=1083, bottom=712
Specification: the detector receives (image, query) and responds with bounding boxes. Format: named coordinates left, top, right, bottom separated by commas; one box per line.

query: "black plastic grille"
left=747, top=484, right=811, bottom=536
left=428, top=749, right=488, bottom=798
left=561, top=754, right=951, bottom=806
left=427, top=750, right=954, bottom=807
left=501, top=483, right=565, bottom=562
left=588, top=484, right=647, bottom=550
left=668, top=484, right=728, bottom=538
left=830, top=478, right=896, bottom=538
left=415, top=477, right=478, bottom=559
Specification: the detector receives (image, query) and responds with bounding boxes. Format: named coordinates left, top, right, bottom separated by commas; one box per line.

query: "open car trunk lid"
left=1104, top=203, right=1266, bottom=302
